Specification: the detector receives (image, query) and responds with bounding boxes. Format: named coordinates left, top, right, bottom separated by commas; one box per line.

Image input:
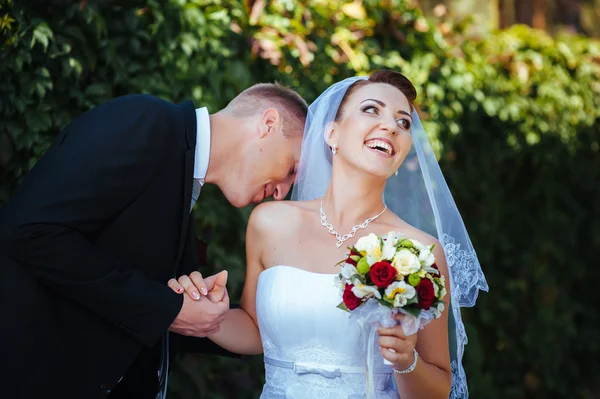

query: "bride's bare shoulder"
left=385, top=213, right=448, bottom=274
left=385, top=214, right=441, bottom=249
left=247, top=200, right=318, bottom=237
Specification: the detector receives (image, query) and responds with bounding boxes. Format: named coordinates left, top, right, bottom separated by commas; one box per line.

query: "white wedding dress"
left=256, top=265, right=399, bottom=399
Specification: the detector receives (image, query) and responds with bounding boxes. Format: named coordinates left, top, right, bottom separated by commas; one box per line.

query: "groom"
left=0, top=84, right=307, bottom=398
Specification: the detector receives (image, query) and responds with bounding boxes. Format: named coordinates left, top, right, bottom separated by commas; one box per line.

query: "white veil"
left=291, top=75, right=489, bottom=398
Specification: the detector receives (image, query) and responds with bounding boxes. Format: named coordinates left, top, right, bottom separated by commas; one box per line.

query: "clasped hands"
left=168, top=270, right=417, bottom=371
left=167, top=271, right=229, bottom=338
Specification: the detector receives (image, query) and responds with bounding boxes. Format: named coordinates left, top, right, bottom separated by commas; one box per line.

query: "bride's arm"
left=205, top=208, right=267, bottom=355
left=378, top=240, right=452, bottom=399
left=168, top=207, right=267, bottom=355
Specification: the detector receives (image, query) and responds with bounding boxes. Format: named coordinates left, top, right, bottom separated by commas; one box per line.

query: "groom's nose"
left=273, top=183, right=290, bottom=201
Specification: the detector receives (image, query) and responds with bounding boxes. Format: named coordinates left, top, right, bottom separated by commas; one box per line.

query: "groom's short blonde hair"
left=225, top=83, right=308, bottom=139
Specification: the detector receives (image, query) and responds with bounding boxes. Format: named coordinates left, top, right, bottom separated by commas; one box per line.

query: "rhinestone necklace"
left=319, top=197, right=387, bottom=248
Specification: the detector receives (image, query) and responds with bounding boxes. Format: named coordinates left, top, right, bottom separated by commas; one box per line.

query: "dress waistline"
left=264, top=356, right=392, bottom=379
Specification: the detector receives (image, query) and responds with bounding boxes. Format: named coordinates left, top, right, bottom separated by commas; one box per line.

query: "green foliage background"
left=1, top=0, right=599, bottom=398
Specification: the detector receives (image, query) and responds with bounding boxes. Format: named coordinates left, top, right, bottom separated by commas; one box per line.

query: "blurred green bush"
left=1, top=0, right=598, bottom=398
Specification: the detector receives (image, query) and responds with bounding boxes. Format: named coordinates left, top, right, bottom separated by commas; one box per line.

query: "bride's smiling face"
left=327, top=83, right=413, bottom=179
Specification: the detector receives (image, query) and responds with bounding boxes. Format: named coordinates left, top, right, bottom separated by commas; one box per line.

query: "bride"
left=169, top=70, right=488, bottom=398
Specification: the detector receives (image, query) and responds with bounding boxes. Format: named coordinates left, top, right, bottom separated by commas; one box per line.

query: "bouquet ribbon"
left=353, top=300, right=423, bottom=399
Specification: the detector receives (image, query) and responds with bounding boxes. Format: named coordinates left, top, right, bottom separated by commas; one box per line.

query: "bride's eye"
left=396, top=118, right=411, bottom=130
left=361, top=105, right=378, bottom=114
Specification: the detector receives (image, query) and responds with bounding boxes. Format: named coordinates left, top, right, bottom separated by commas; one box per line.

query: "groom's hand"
left=168, top=292, right=229, bottom=337
left=167, top=271, right=230, bottom=337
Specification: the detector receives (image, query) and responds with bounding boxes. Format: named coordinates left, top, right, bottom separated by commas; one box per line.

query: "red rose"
left=369, top=261, right=397, bottom=288
left=345, top=249, right=361, bottom=266
left=416, top=278, right=436, bottom=309
left=431, top=263, right=439, bottom=271
left=343, top=284, right=362, bottom=310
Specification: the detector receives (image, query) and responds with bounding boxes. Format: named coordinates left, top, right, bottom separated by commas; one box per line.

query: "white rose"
left=385, top=281, right=417, bottom=307
left=352, top=283, right=382, bottom=299
left=392, top=249, right=421, bottom=276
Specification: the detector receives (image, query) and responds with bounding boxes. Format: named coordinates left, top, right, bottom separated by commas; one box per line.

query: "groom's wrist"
left=131, top=284, right=184, bottom=346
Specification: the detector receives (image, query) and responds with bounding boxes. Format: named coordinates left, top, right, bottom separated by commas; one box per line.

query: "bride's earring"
left=331, top=144, right=337, bottom=155
left=395, top=169, right=398, bottom=176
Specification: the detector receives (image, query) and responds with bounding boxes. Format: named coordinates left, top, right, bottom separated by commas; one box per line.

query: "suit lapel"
left=174, top=101, right=197, bottom=271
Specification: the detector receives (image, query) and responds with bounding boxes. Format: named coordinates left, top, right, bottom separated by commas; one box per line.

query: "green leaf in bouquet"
left=335, top=258, right=347, bottom=267
left=403, top=306, right=422, bottom=318
left=356, top=257, right=370, bottom=275
left=378, top=299, right=394, bottom=309
left=336, top=302, right=350, bottom=313
left=406, top=295, right=419, bottom=306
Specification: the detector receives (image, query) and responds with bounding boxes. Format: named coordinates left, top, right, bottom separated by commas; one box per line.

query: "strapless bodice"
left=256, top=266, right=399, bottom=399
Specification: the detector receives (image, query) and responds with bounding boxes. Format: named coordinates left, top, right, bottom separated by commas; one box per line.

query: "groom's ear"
left=259, top=108, right=282, bottom=139
left=324, top=121, right=336, bottom=147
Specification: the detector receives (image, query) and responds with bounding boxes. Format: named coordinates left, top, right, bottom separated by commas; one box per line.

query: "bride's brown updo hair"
left=335, top=70, right=417, bottom=121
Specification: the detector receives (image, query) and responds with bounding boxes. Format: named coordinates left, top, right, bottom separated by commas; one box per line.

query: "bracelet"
left=392, top=348, right=419, bottom=374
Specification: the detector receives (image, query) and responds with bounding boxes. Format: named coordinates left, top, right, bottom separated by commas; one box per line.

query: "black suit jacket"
left=0, top=95, right=231, bottom=399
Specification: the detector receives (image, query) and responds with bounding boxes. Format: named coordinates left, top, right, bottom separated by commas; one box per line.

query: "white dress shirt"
left=190, top=107, right=211, bottom=210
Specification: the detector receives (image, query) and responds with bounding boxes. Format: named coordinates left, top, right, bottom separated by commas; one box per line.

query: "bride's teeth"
left=365, top=141, right=393, bottom=155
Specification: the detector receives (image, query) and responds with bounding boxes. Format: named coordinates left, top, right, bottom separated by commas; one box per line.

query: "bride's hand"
left=168, top=271, right=228, bottom=303
left=377, top=313, right=418, bottom=371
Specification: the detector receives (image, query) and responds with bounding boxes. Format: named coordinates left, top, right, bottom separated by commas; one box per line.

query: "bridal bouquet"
left=335, top=231, right=447, bottom=337
left=334, top=232, right=448, bottom=398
